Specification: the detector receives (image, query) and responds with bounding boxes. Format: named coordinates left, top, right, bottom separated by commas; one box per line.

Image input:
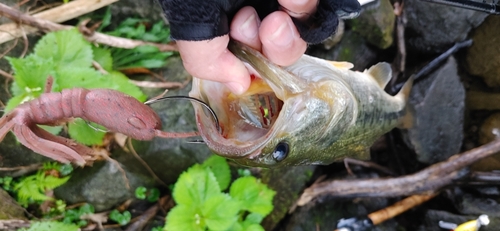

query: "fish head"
left=189, top=41, right=357, bottom=167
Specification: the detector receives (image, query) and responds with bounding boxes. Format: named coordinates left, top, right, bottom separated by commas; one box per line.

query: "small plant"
left=96, top=9, right=174, bottom=70
left=0, top=176, right=13, bottom=191
left=62, top=203, right=95, bottom=227
left=13, top=163, right=70, bottom=207
left=165, top=156, right=275, bottom=231
left=5, top=28, right=146, bottom=145
left=109, top=209, right=132, bottom=226
left=135, top=186, right=160, bottom=202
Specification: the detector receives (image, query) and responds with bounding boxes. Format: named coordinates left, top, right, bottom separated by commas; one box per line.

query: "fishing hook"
left=145, top=96, right=222, bottom=134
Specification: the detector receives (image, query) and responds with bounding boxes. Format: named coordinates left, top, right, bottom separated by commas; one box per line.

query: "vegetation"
left=165, top=155, right=275, bottom=231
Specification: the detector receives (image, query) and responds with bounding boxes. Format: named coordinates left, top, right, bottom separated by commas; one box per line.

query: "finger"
left=278, top=0, right=318, bottom=20
left=259, top=11, right=307, bottom=66
left=177, top=36, right=250, bottom=94
left=230, top=6, right=262, bottom=51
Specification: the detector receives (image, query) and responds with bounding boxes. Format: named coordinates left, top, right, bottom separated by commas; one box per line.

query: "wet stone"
left=308, top=30, right=378, bottom=71
left=402, top=57, right=465, bottom=164
left=466, top=16, right=500, bottom=88
left=404, top=0, right=489, bottom=54
left=259, top=166, right=316, bottom=230
left=283, top=196, right=397, bottom=231
left=348, top=0, right=395, bottom=49
left=0, top=189, right=26, bottom=220
left=471, top=113, right=500, bottom=171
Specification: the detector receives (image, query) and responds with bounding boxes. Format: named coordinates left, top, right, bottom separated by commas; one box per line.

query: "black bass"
left=189, top=41, right=412, bottom=167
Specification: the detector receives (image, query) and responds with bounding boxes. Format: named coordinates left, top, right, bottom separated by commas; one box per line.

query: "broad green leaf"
left=202, top=193, right=240, bottom=231
left=106, top=71, right=147, bottom=101
left=6, top=55, right=55, bottom=92
left=165, top=205, right=205, bottom=231
left=5, top=93, right=29, bottom=112
left=38, top=125, right=63, bottom=136
left=68, top=118, right=106, bottom=145
left=34, top=28, right=93, bottom=68
left=202, top=155, right=231, bottom=191
left=244, top=213, right=263, bottom=224
left=229, top=176, right=275, bottom=216
left=20, top=221, right=79, bottom=231
left=172, top=165, right=221, bottom=207
left=55, top=66, right=106, bottom=90
left=92, top=46, right=113, bottom=71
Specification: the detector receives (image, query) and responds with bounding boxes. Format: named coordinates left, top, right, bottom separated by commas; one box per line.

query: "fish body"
left=189, top=41, right=411, bottom=167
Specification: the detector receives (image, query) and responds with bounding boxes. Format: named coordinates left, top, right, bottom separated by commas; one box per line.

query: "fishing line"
left=145, top=96, right=222, bottom=134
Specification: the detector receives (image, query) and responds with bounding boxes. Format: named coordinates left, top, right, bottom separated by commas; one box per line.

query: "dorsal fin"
left=366, top=62, right=392, bottom=88
left=327, top=61, right=354, bottom=70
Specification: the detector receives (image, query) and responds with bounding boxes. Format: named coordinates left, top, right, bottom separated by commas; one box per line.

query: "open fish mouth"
left=189, top=61, right=288, bottom=159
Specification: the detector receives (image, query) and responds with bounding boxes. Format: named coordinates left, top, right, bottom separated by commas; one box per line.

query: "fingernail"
left=239, top=14, right=259, bottom=40
left=292, top=0, right=309, bottom=5
left=269, top=21, right=294, bottom=48
left=226, top=82, right=245, bottom=95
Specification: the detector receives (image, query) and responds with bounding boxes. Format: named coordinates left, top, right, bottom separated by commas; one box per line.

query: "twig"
left=0, top=3, right=178, bottom=52
left=0, top=0, right=119, bottom=44
left=129, top=80, right=186, bottom=89
left=0, top=69, right=13, bottom=79
left=296, top=138, right=500, bottom=205
left=343, top=158, right=396, bottom=176
left=125, top=204, right=160, bottom=231
left=127, top=138, right=168, bottom=187
left=0, top=163, right=42, bottom=177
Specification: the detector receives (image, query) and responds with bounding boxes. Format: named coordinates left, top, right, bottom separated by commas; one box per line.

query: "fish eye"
left=272, top=141, right=289, bottom=162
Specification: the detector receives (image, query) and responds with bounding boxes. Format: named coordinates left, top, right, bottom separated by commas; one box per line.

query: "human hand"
left=176, top=0, right=318, bottom=95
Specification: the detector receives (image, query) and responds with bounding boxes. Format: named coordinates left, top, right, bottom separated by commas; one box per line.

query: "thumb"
left=177, top=36, right=250, bottom=95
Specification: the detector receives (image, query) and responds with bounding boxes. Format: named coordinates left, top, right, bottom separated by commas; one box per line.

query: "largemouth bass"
left=189, top=41, right=412, bottom=167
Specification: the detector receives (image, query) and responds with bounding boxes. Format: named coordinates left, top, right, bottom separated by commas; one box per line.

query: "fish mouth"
left=189, top=65, right=287, bottom=159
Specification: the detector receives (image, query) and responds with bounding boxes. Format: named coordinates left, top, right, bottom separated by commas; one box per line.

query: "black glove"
left=158, top=0, right=361, bottom=44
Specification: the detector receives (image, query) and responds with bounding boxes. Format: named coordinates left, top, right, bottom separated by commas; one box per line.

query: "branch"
left=0, top=2, right=177, bottom=52
left=297, top=138, right=500, bottom=205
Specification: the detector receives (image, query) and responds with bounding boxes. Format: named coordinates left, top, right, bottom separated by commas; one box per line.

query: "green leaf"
left=14, top=172, right=69, bottom=206
left=5, top=93, right=29, bottom=112
left=165, top=205, right=205, bottom=231
left=34, top=28, right=93, bottom=68
left=92, top=46, right=113, bottom=72
left=229, top=176, right=276, bottom=217
left=20, top=221, right=79, bottom=231
left=135, top=186, right=147, bottom=199
left=109, top=210, right=131, bottom=226
left=147, top=188, right=160, bottom=202
left=202, top=155, right=231, bottom=191
left=67, top=118, right=106, bottom=146
left=202, top=193, right=240, bottom=231
left=106, top=71, right=147, bottom=101
left=172, top=165, right=220, bottom=207
left=55, top=66, right=106, bottom=90
left=6, top=55, right=55, bottom=93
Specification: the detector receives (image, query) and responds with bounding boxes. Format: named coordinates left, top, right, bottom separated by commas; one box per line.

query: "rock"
left=348, top=0, right=395, bottom=49
left=0, top=133, right=48, bottom=173
left=259, top=166, right=316, bottom=230
left=404, top=0, right=489, bottom=54
left=466, top=16, right=500, bottom=88
left=308, top=30, right=378, bottom=71
left=54, top=148, right=157, bottom=211
left=466, top=92, right=500, bottom=110
left=402, top=57, right=465, bottom=164
left=0, top=189, right=26, bottom=220
left=471, top=113, right=500, bottom=171
left=283, top=196, right=398, bottom=231
left=478, top=113, right=500, bottom=145
left=452, top=188, right=500, bottom=217
left=417, top=210, right=499, bottom=231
